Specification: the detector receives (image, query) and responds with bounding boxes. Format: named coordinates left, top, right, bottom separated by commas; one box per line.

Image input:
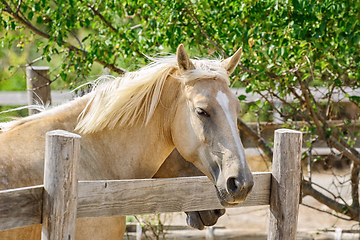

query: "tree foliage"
left=1, top=0, right=360, bottom=223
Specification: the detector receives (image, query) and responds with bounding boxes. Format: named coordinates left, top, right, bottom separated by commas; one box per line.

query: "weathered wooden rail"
left=0, top=129, right=302, bottom=240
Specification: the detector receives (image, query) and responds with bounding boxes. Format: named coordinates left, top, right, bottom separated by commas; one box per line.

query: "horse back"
left=0, top=111, right=77, bottom=190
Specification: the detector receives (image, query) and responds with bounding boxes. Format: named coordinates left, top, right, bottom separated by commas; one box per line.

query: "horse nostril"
left=226, top=177, right=254, bottom=196
left=226, top=177, right=241, bottom=195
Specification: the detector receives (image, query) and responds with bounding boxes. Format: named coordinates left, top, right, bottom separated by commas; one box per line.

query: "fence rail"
left=1, top=87, right=359, bottom=105
left=0, top=129, right=302, bottom=240
left=0, top=173, right=271, bottom=232
left=0, top=91, right=73, bottom=106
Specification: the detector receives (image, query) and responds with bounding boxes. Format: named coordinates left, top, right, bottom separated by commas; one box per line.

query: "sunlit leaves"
left=0, top=0, right=359, bottom=88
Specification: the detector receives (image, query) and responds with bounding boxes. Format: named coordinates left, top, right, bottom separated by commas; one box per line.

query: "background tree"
left=1, top=0, right=360, bottom=224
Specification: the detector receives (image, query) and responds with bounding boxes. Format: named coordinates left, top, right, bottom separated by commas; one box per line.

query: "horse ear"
left=177, top=44, right=195, bottom=73
left=221, top=47, right=242, bottom=75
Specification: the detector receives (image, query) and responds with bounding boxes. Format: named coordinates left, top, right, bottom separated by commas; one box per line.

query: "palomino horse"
left=0, top=44, right=253, bottom=239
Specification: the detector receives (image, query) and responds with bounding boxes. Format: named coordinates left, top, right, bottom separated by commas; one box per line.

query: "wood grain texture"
left=268, top=129, right=302, bottom=240
left=76, top=172, right=271, bottom=218
left=0, top=185, right=43, bottom=231
left=41, top=130, right=81, bottom=240
left=0, top=173, right=270, bottom=231
left=26, top=66, right=51, bottom=115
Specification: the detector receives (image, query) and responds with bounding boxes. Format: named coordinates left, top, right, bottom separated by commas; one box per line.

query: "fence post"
left=26, top=66, right=51, bottom=115
left=42, top=130, right=81, bottom=240
left=205, top=226, right=215, bottom=240
left=268, top=129, right=302, bottom=240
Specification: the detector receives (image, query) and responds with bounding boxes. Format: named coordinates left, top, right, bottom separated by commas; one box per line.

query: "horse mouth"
left=186, top=209, right=225, bottom=230
left=186, top=211, right=205, bottom=230
left=214, top=185, right=249, bottom=207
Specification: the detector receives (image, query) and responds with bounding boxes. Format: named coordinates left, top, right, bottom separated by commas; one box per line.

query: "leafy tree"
left=1, top=0, right=360, bottom=223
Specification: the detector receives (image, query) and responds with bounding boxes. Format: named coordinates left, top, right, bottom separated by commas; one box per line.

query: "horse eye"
left=196, top=108, right=210, bottom=117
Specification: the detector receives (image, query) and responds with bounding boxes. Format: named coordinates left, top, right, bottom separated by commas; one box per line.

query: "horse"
left=0, top=44, right=253, bottom=239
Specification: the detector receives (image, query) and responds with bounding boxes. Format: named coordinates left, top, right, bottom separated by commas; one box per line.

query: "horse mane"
left=75, top=56, right=229, bottom=134
left=0, top=57, right=229, bottom=134
left=0, top=97, right=85, bottom=133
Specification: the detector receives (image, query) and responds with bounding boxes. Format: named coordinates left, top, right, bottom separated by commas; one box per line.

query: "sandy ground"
left=126, top=202, right=359, bottom=239
left=125, top=167, right=359, bottom=239
left=157, top=197, right=358, bottom=240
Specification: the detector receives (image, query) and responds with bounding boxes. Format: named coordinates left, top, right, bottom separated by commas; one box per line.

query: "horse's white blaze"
left=216, top=91, right=246, bottom=163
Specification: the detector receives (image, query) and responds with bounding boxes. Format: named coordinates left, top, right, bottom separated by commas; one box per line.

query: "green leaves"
left=238, top=95, right=247, bottom=101
left=349, top=96, right=360, bottom=103
left=0, top=0, right=359, bottom=89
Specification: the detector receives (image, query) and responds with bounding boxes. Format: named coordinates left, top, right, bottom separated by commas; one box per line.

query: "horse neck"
left=79, top=77, right=182, bottom=180
left=155, top=75, right=182, bottom=144
left=48, top=96, right=90, bottom=123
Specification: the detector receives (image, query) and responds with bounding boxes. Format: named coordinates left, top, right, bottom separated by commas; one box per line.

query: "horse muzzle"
left=215, top=175, right=254, bottom=207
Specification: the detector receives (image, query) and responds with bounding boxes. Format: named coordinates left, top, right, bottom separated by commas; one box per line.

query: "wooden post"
left=26, top=66, right=51, bottom=115
left=205, top=226, right=215, bottom=240
left=268, top=129, right=302, bottom=240
left=42, top=130, right=81, bottom=240
left=136, top=222, right=142, bottom=240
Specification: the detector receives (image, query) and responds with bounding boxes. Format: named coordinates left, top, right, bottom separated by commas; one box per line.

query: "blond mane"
left=75, top=57, right=229, bottom=134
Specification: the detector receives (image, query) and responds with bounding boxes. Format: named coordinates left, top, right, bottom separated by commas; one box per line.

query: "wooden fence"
left=0, top=129, right=302, bottom=240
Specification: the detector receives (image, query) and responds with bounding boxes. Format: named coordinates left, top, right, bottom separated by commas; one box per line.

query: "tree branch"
left=351, top=163, right=360, bottom=210
left=325, top=83, right=336, bottom=118
left=301, top=203, right=352, bottom=221
left=84, top=1, right=119, bottom=33
left=14, top=0, right=21, bottom=14
left=295, top=70, right=360, bottom=165
left=2, top=1, right=126, bottom=75
left=302, top=180, right=359, bottom=220
left=2, top=0, right=50, bottom=39
left=23, top=50, right=70, bottom=67
left=184, top=6, right=225, bottom=55
left=297, top=71, right=327, bottom=140
left=327, top=136, right=360, bottom=165
left=237, top=118, right=273, bottom=161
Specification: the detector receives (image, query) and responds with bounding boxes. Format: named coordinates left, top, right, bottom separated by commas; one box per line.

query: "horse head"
left=171, top=45, right=254, bottom=207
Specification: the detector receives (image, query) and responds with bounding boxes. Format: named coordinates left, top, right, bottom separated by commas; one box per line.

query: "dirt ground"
left=159, top=193, right=358, bottom=239
left=125, top=156, right=359, bottom=240
left=126, top=202, right=359, bottom=240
